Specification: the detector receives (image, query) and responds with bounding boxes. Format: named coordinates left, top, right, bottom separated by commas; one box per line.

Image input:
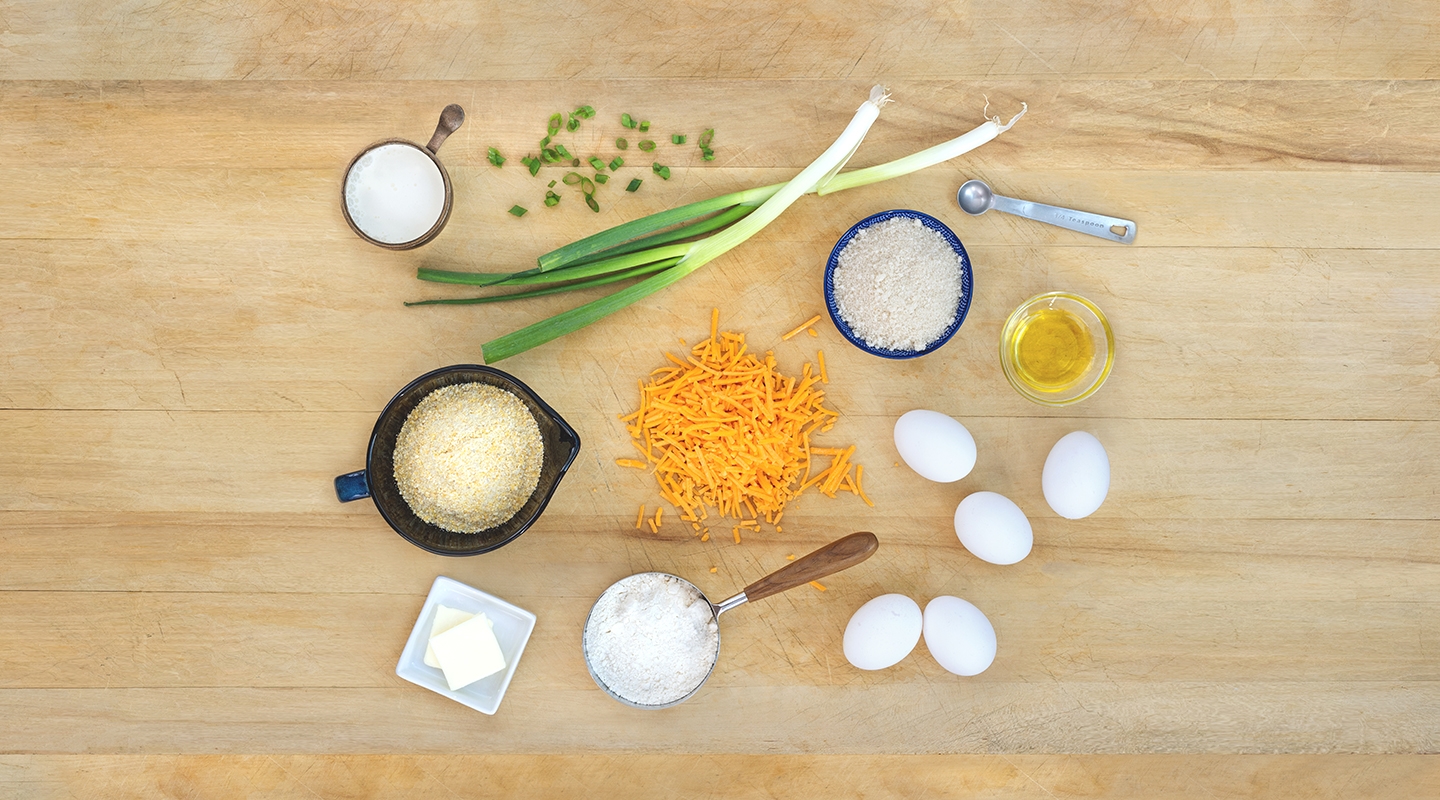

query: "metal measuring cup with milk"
left=342, top=105, right=464, bottom=250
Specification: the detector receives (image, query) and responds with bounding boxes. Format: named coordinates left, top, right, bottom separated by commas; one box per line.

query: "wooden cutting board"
left=1, top=2, right=1438, bottom=797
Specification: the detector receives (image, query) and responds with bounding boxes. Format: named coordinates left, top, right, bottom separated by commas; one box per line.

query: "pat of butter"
left=424, top=605, right=477, bottom=669
left=430, top=612, right=507, bottom=691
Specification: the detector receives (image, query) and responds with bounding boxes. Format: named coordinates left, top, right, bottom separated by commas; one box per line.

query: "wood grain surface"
left=2, top=2, right=1437, bottom=798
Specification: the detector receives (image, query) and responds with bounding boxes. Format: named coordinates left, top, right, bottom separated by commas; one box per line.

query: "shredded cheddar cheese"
left=782, top=314, right=822, bottom=341
left=619, top=313, right=865, bottom=542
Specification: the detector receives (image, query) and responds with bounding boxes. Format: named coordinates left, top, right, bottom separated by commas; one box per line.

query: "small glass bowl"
left=999, top=292, right=1114, bottom=407
left=823, top=209, right=973, bottom=359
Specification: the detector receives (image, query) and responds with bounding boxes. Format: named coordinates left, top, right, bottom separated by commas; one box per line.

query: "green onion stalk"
left=412, top=88, right=1027, bottom=363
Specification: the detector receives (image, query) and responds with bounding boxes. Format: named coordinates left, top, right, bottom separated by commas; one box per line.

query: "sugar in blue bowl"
left=823, top=209, right=973, bottom=360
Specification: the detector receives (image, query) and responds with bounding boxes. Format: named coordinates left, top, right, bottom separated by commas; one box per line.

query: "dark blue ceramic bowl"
left=823, top=209, right=973, bottom=359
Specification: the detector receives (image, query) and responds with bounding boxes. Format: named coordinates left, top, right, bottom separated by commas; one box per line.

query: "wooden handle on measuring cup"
left=741, top=532, right=878, bottom=603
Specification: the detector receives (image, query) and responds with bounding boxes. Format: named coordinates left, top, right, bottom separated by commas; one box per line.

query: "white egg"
left=922, top=596, right=997, bottom=676
left=953, top=491, right=1032, bottom=565
left=893, top=409, right=976, bottom=483
left=843, top=594, right=923, bottom=670
left=1042, top=431, right=1111, bottom=520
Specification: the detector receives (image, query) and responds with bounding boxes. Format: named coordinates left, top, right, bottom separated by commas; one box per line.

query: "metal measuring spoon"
left=958, top=179, right=1136, bottom=244
left=582, top=531, right=879, bottom=709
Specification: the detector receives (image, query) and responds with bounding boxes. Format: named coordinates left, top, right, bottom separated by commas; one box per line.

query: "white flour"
left=583, top=573, right=719, bottom=706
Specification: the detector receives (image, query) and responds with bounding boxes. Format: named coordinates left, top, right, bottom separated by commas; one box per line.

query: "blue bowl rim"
left=823, top=209, right=974, bottom=360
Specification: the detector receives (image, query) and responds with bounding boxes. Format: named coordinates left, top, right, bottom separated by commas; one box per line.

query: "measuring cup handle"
left=992, top=194, right=1136, bottom=244
left=334, top=470, right=371, bottom=502
left=742, top=532, right=878, bottom=603
left=426, top=104, right=465, bottom=154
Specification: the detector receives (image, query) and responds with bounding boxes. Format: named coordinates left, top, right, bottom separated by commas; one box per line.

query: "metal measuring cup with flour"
left=582, top=532, right=878, bottom=708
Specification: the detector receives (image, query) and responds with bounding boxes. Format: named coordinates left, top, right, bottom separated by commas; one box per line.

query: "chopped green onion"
left=652, top=163, right=671, bottom=180
left=563, top=172, right=582, bottom=185
left=542, top=148, right=559, bottom=163
left=548, top=180, right=557, bottom=187
left=567, top=116, right=580, bottom=132
left=548, top=113, right=562, bottom=136
left=580, top=176, right=595, bottom=194
left=571, top=158, right=580, bottom=167
left=638, top=140, right=655, bottom=152
left=522, top=155, right=541, bottom=176
left=588, top=156, right=607, bottom=171
left=555, top=143, right=572, bottom=159
left=609, top=156, right=624, bottom=171
left=639, top=120, right=650, bottom=132
left=672, top=134, right=686, bottom=145
left=508, top=205, right=527, bottom=217
left=621, top=113, right=636, bottom=129
left=574, top=105, right=596, bottom=119
left=699, top=129, right=714, bottom=148
left=540, top=135, right=551, bottom=148
left=544, top=190, right=561, bottom=207
left=616, top=138, right=629, bottom=150
left=595, top=173, right=610, bottom=184
left=586, top=194, right=600, bottom=213
left=488, top=147, right=505, bottom=167
left=626, top=178, right=643, bottom=192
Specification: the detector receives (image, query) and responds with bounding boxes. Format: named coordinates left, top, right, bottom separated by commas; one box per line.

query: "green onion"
left=541, top=148, right=558, bottom=163
left=580, top=176, right=595, bottom=194
left=639, top=120, right=650, bottom=132
left=422, top=244, right=690, bottom=289
left=548, top=180, right=557, bottom=187
left=626, top=178, right=643, bottom=192
left=548, top=113, right=562, bottom=136
left=544, top=190, right=561, bottom=207
left=616, top=138, right=629, bottom=150
left=638, top=140, right=655, bottom=152
left=406, top=259, right=682, bottom=307
left=532, top=100, right=1025, bottom=275
left=621, top=113, right=636, bottom=129
left=595, top=173, right=610, bottom=184
left=588, top=156, right=607, bottom=171
left=652, top=163, right=671, bottom=180
left=555, top=143, right=572, bottom=160
left=567, top=115, right=580, bottom=132
left=574, top=105, right=596, bottom=119
left=540, top=135, right=551, bottom=148
left=609, top=156, right=624, bottom=171
left=421, top=245, right=689, bottom=291
left=481, top=86, right=893, bottom=363
left=435, top=89, right=1029, bottom=361
left=586, top=195, right=600, bottom=213
left=522, top=155, right=541, bottom=176
left=672, top=134, right=686, bottom=144
left=699, top=129, right=714, bottom=148
left=488, top=147, right=505, bottom=167
left=563, top=172, right=582, bottom=185
left=571, top=158, right=580, bottom=167
left=508, top=205, right=527, bottom=217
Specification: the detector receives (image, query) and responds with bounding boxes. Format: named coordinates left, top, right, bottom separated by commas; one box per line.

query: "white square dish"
left=396, top=575, right=537, bottom=715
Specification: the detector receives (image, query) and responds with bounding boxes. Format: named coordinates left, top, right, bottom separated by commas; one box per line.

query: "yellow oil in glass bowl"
left=1000, top=292, right=1114, bottom=406
left=1010, top=307, right=1095, bottom=391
